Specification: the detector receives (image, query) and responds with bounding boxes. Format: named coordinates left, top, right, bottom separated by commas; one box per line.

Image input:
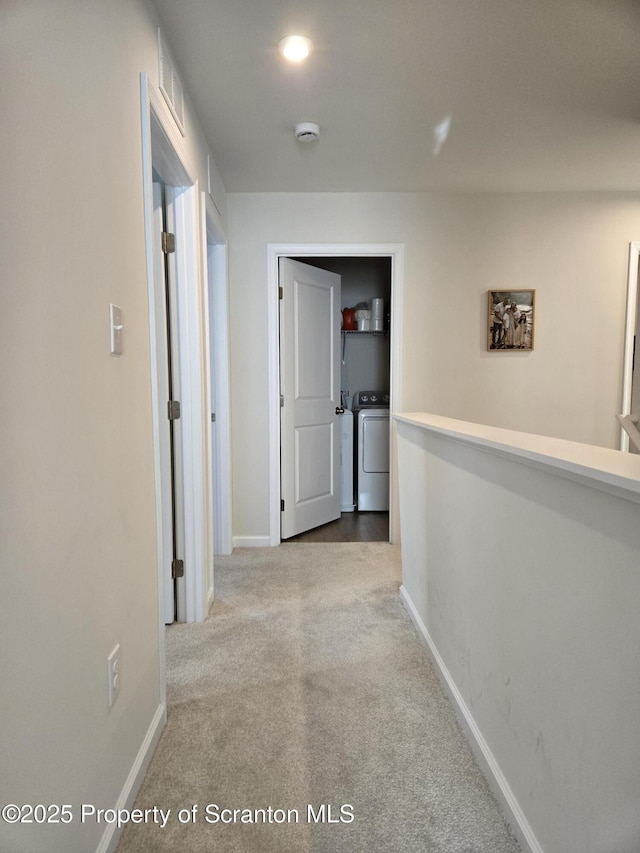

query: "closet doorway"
left=267, top=243, right=405, bottom=547
left=288, top=256, right=391, bottom=543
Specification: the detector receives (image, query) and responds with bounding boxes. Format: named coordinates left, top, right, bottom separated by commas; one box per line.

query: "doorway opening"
left=267, top=243, right=404, bottom=548
left=141, top=72, right=224, bottom=644
left=288, top=256, right=391, bottom=543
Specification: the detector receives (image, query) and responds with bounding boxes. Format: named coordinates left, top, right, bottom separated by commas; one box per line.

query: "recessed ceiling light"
left=279, top=35, right=313, bottom=62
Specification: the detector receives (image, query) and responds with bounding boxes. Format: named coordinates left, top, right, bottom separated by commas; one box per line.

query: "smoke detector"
left=295, top=122, right=320, bottom=142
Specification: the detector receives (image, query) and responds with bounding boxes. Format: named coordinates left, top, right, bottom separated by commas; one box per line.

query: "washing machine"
left=353, top=391, right=390, bottom=511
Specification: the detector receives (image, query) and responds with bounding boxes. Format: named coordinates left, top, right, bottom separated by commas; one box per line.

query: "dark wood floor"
left=283, top=511, right=389, bottom=543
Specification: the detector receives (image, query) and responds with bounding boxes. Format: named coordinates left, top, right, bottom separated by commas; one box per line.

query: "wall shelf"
left=341, top=330, right=387, bottom=336
left=341, top=328, right=388, bottom=363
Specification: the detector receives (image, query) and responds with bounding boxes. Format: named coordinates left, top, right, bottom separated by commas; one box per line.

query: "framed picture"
left=488, top=290, right=535, bottom=351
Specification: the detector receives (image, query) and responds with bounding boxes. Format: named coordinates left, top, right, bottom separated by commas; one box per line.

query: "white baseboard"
left=399, top=585, right=543, bottom=853
left=97, top=704, right=166, bottom=853
left=232, top=535, right=272, bottom=548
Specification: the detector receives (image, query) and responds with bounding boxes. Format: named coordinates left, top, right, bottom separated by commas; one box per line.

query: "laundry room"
left=289, top=255, right=392, bottom=542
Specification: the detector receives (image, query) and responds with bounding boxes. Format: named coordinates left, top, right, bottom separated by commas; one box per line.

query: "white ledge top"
left=394, top=412, right=640, bottom=502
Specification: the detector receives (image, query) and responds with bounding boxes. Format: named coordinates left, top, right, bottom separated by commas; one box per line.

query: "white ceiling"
left=151, top=0, right=640, bottom=193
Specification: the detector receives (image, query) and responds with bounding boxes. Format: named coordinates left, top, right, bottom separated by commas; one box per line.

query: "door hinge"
left=281, top=499, right=285, bottom=511
left=279, top=286, right=283, bottom=300
left=280, top=395, right=284, bottom=408
left=168, top=400, right=181, bottom=420
left=161, top=231, right=176, bottom=254
left=171, top=558, right=184, bottom=579
left=211, top=412, right=216, bottom=422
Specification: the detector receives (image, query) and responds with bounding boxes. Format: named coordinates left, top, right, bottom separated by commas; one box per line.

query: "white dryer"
left=353, top=391, right=390, bottom=511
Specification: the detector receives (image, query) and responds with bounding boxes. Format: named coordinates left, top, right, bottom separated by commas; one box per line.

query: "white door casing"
left=280, top=258, right=342, bottom=539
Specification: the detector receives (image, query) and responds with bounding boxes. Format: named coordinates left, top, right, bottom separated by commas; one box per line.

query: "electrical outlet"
left=107, top=644, right=121, bottom=708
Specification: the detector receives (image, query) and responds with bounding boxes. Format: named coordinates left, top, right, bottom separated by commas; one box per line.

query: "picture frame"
left=488, top=290, right=535, bottom=351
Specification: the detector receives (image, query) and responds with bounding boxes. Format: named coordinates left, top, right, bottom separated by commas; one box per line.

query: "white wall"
left=396, top=415, right=640, bottom=853
left=227, top=191, right=640, bottom=540
left=0, top=2, right=224, bottom=850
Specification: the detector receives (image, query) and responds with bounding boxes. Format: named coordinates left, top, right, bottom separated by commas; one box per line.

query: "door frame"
left=621, top=241, right=640, bottom=451
left=267, top=243, right=405, bottom=546
left=141, top=71, right=213, bottom=648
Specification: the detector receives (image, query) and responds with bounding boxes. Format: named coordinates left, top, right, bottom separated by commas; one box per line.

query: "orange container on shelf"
left=342, top=308, right=356, bottom=330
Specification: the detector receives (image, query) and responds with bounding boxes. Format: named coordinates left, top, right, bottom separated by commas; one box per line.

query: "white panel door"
left=280, top=258, right=342, bottom=539
left=153, top=182, right=186, bottom=623
left=152, top=183, right=175, bottom=623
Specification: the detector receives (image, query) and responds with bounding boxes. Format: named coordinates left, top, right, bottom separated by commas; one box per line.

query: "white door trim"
left=169, top=183, right=209, bottom=623
left=141, top=71, right=210, bottom=646
left=267, top=243, right=405, bottom=546
left=621, top=241, right=640, bottom=451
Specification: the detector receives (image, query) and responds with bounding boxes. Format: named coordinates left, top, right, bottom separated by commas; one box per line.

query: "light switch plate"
left=107, top=643, right=120, bottom=708
left=110, top=304, right=123, bottom=355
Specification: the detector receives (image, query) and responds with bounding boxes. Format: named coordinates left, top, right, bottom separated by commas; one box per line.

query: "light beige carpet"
left=117, top=543, right=520, bottom=852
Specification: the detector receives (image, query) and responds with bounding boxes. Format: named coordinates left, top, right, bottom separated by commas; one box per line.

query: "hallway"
left=117, top=544, right=519, bottom=852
